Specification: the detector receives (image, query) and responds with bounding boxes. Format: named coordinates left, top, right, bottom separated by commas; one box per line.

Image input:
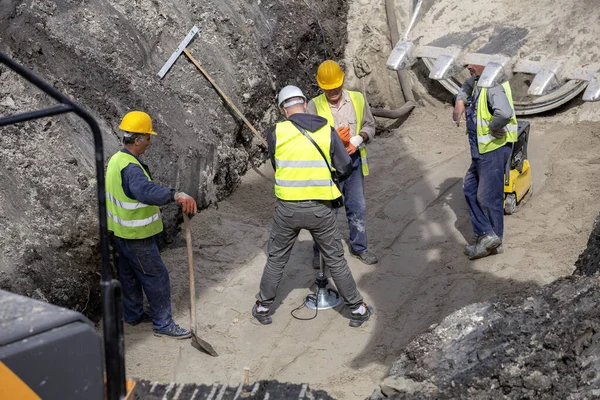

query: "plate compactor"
left=504, top=121, right=533, bottom=214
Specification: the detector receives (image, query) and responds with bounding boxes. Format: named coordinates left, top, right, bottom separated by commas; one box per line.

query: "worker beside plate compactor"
left=453, top=64, right=533, bottom=260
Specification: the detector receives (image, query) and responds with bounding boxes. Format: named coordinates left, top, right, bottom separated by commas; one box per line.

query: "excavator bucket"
left=386, top=0, right=600, bottom=114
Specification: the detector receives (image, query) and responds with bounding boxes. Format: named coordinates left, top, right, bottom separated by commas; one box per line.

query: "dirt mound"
left=0, top=0, right=348, bottom=320
left=372, top=213, right=600, bottom=399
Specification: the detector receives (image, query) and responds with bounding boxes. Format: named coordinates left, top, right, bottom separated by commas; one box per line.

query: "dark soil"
left=574, top=215, right=600, bottom=277
left=372, top=212, right=600, bottom=399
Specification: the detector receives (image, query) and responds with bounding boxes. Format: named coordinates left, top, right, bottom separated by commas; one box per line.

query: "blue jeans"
left=115, top=236, right=174, bottom=331
left=463, top=141, right=512, bottom=240
left=314, top=154, right=369, bottom=255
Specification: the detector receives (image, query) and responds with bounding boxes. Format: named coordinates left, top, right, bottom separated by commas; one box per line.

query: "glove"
left=336, top=126, right=351, bottom=145
left=349, top=135, right=364, bottom=147
left=174, top=192, right=197, bottom=215
left=346, top=143, right=357, bottom=155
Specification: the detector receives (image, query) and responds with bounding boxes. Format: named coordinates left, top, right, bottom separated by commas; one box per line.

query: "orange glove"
left=336, top=126, right=351, bottom=145
left=346, top=143, right=357, bottom=155
left=174, top=192, right=197, bottom=215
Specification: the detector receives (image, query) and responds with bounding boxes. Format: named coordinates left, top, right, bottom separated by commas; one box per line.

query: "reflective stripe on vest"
left=106, top=192, right=151, bottom=210
left=476, top=82, right=518, bottom=154
left=105, top=151, right=163, bottom=239
left=274, top=120, right=342, bottom=201
left=313, top=90, right=370, bottom=176
left=106, top=210, right=161, bottom=227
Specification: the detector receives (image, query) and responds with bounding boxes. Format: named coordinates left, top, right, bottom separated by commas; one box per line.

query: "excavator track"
left=133, top=380, right=334, bottom=400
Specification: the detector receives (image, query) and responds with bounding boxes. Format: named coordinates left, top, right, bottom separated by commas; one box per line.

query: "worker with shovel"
left=253, top=85, right=373, bottom=327
left=453, top=64, right=518, bottom=259
left=307, top=60, right=378, bottom=267
left=106, top=111, right=197, bottom=338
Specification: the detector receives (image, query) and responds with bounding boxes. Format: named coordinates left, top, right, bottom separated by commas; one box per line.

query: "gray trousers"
left=256, top=199, right=364, bottom=310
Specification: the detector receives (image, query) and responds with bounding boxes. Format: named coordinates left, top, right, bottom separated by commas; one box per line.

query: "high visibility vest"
left=105, top=151, right=163, bottom=239
left=313, top=90, right=369, bottom=176
left=475, top=82, right=518, bottom=154
left=274, top=120, right=342, bottom=201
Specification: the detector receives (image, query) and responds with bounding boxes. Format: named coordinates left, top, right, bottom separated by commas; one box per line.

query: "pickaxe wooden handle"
left=183, top=49, right=268, bottom=148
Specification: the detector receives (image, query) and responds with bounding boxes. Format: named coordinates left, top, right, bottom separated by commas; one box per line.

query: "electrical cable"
left=291, top=292, right=319, bottom=320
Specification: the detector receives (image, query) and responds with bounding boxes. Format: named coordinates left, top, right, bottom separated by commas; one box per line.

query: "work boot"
left=465, top=244, right=503, bottom=256
left=153, top=324, right=191, bottom=339
left=350, top=249, right=378, bottom=265
left=312, top=252, right=321, bottom=269
left=125, top=312, right=152, bottom=326
left=464, top=233, right=502, bottom=260
left=349, top=303, right=374, bottom=327
left=492, top=245, right=504, bottom=255
left=252, top=301, right=272, bottom=325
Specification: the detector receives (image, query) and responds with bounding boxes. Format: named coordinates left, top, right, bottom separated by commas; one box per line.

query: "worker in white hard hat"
left=252, top=85, right=373, bottom=327
left=105, top=111, right=197, bottom=339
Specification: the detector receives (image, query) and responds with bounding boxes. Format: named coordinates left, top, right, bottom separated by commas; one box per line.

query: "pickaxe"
left=158, top=26, right=268, bottom=147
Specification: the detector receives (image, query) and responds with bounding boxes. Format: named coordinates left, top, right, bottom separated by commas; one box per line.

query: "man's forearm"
left=488, top=86, right=514, bottom=132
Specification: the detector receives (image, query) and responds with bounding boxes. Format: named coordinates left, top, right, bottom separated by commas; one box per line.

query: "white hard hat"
left=278, top=85, right=306, bottom=108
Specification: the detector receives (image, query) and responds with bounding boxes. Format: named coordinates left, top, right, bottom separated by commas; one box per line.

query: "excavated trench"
left=4, top=1, right=600, bottom=399
left=0, top=0, right=349, bottom=321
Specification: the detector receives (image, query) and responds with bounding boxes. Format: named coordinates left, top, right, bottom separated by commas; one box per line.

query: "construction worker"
left=453, top=65, right=518, bottom=259
left=106, top=111, right=198, bottom=338
left=307, top=60, right=378, bottom=267
left=252, top=85, right=373, bottom=327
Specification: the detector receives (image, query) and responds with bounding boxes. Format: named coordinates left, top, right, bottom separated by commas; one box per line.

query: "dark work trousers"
left=313, top=152, right=369, bottom=256
left=463, top=107, right=512, bottom=240
left=114, top=236, right=174, bottom=331
left=257, top=199, right=364, bottom=310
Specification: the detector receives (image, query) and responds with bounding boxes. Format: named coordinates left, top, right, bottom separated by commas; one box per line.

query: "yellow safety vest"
left=274, top=120, right=342, bottom=201
left=313, top=90, right=369, bottom=176
left=105, top=151, right=163, bottom=239
left=476, top=82, right=518, bottom=154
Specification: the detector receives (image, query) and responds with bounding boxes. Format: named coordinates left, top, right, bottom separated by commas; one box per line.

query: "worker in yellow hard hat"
left=307, top=60, right=378, bottom=267
left=105, top=111, right=197, bottom=339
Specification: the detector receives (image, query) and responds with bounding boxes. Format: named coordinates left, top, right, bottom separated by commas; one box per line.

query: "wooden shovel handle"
left=183, top=213, right=196, bottom=333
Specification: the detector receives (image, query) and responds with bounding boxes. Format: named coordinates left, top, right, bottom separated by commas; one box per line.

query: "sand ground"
left=122, top=103, right=600, bottom=399
left=122, top=1, right=600, bottom=397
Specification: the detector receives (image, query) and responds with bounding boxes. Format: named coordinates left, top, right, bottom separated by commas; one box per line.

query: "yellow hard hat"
left=119, top=111, right=157, bottom=135
left=316, top=60, right=344, bottom=90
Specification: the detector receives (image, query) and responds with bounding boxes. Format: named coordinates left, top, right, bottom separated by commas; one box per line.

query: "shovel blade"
left=191, top=333, right=218, bottom=357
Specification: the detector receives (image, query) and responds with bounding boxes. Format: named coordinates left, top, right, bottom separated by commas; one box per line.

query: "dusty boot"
left=350, top=249, right=378, bottom=265
left=153, top=324, right=191, bottom=339
left=464, top=243, right=503, bottom=256
left=349, top=303, right=374, bottom=327
left=252, top=301, right=272, bottom=325
left=465, top=233, right=501, bottom=260
left=491, top=245, right=503, bottom=255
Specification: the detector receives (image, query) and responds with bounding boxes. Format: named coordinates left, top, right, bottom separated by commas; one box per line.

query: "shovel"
left=183, top=213, right=218, bottom=357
